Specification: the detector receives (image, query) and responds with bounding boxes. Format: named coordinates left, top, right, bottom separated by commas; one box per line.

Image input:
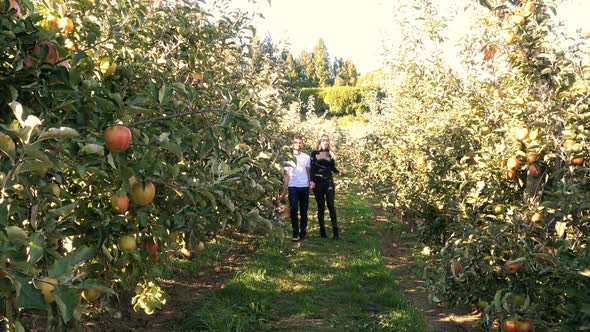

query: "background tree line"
left=252, top=35, right=385, bottom=116
left=253, top=36, right=360, bottom=88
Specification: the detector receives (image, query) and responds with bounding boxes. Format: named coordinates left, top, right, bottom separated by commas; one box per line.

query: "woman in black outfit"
left=310, top=133, right=345, bottom=239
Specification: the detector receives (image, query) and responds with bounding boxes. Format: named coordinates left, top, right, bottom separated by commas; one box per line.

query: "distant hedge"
left=299, top=86, right=384, bottom=116
left=299, top=88, right=328, bottom=113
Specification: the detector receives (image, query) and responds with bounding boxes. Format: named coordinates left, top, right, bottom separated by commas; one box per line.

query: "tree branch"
left=127, top=107, right=228, bottom=127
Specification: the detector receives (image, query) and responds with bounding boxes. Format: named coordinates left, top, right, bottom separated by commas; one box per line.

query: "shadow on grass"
left=177, top=187, right=427, bottom=332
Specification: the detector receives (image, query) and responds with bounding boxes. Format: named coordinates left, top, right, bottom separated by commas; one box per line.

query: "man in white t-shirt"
left=280, top=136, right=311, bottom=241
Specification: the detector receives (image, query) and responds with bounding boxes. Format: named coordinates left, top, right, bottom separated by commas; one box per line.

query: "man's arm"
left=280, top=170, right=289, bottom=202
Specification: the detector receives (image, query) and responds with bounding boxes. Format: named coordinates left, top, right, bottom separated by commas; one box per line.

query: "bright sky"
left=254, top=0, right=396, bottom=74
left=207, top=0, right=589, bottom=74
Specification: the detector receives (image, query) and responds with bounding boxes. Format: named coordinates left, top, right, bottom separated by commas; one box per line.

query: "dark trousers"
left=313, top=181, right=338, bottom=238
left=288, top=187, right=309, bottom=238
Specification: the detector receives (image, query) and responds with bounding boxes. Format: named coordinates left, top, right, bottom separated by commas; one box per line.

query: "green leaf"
left=580, top=304, right=590, bottom=316
left=5, top=226, right=28, bottom=245
left=8, top=85, right=18, bottom=101
left=86, top=32, right=97, bottom=44
left=127, top=94, right=150, bottom=106
left=69, top=246, right=96, bottom=265
left=579, top=269, right=590, bottom=277
left=171, top=164, right=180, bottom=179
left=54, top=285, right=81, bottom=322
left=13, top=272, right=46, bottom=310
left=14, top=159, right=50, bottom=176
left=49, top=201, right=78, bottom=217
left=15, top=321, right=25, bottom=332
left=48, top=246, right=96, bottom=278
left=28, top=232, right=45, bottom=264
left=78, top=279, right=115, bottom=295
left=36, top=127, right=80, bottom=141
left=161, top=142, right=183, bottom=161
left=158, top=84, right=166, bottom=104
left=556, top=221, right=567, bottom=238
left=220, top=111, right=235, bottom=127
left=48, top=256, right=72, bottom=278
left=206, top=128, right=219, bottom=159
left=171, top=83, right=188, bottom=95
left=80, top=143, right=105, bottom=155
left=10, top=101, right=41, bottom=130
left=0, top=133, right=16, bottom=161
left=69, top=67, right=82, bottom=86
left=24, top=144, right=51, bottom=163
left=107, top=153, right=116, bottom=169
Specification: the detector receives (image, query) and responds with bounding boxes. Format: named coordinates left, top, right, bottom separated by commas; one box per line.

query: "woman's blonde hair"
left=315, top=133, right=337, bottom=159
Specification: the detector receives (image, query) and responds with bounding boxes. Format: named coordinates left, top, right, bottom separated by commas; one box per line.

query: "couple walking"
left=280, top=133, right=345, bottom=241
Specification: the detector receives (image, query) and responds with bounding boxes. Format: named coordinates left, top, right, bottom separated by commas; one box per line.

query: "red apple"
left=58, top=17, right=74, bottom=33
left=46, top=14, right=59, bottom=28
left=505, top=259, right=522, bottom=273
left=504, top=169, right=517, bottom=180
left=111, top=194, right=129, bottom=213
left=131, top=182, right=156, bottom=206
left=32, top=41, right=59, bottom=65
left=502, top=320, right=517, bottom=332
left=103, top=126, right=132, bottom=152
left=530, top=212, right=543, bottom=223
left=516, top=320, right=535, bottom=332
left=507, top=157, right=521, bottom=170
left=145, top=241, right=158, bottom=255
left=3, top=0, right=21, bottom=17
left=527, top=164, right=541, bottom=177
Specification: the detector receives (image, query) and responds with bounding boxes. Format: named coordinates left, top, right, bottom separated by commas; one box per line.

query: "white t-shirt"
left=284, top=153, right=310, bottom=188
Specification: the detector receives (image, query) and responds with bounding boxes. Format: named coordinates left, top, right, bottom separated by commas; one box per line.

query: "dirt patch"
left=374, top=210, right=482, bottom=332
left=80, top=239, right=254, bottom=331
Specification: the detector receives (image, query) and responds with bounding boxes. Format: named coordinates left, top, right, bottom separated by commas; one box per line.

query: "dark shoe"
left=332, top=235, right=339, bottom=240
left=320, top=234, right=328, bottom=238
left=299, top=235, right=306, bottom=241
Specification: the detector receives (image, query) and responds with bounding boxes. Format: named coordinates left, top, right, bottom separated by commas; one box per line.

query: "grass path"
left=178, top=186, right=427, bottom=331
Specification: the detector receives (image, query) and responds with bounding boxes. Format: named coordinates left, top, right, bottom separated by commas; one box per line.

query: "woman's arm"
left=330, top=157, right=340, bottom=175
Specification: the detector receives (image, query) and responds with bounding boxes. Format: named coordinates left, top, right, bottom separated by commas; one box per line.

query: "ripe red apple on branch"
left=145, top=241, right=158, bottom=255
left=530, top=211, right=543, bottom=223
left=504, top=259, right=523, bottom=273
left=132, top=182, right=156, bottom=206
left=32, top=41, right=59, bottom=65
left=104, top=126, right=132, bottom=152
left=1, top=0, right=21, bottom=17
left=507, top=157, right=521, bottom=170
left=111, top=194, right=129, bottom=213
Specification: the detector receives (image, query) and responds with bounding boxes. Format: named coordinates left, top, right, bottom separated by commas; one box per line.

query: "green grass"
left=176, top=186, right=427, bottom=331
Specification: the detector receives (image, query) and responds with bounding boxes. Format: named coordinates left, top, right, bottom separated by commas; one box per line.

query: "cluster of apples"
left=103, top=126, right=157, bottom=255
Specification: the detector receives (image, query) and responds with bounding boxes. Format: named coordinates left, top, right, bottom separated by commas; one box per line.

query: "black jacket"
left=310, top=150, right=339, bottom=184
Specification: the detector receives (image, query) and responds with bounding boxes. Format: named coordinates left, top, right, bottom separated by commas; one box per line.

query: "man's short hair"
left=293, top=135, right=303, bottom=141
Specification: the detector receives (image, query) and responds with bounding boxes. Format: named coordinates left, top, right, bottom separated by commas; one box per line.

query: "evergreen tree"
left=283, top=50, right=299, bottom=86
left=298, top=50, right=315, bottom=86
left=335, top=58, right=359, bottom=86
left=252, top=34, right=277, bottom=71
left=332, top=56, right=343, bottom=81
left=344, top=59, right=359, bottom=86
left=312, top=39, right=332, bottom=87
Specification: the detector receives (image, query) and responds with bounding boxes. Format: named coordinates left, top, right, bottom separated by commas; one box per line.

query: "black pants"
left=288, top=187, right=309, bottom=238
left=313, top=180, right=338, bottom=238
